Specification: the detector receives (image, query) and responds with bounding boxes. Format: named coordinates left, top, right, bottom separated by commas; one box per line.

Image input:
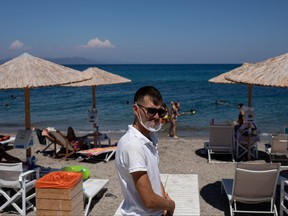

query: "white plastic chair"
left=221, top=162, right=280, bottom=216
left=0, top=162, right=40, bottom=215
left=269, top=133, right=288, bottom=163
left=207, top=124, right=235, bottom=163
left=280, top=175, right=288, bottom=216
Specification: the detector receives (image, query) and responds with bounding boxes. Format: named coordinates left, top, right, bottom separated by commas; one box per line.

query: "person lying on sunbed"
left=0, top=145, right=23, bottom=163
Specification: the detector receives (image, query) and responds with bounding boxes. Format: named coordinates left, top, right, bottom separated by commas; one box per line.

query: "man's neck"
left=133, top=122, right=150, bottom=138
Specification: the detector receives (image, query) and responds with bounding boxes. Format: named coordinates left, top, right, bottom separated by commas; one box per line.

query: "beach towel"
left=77, top=146, right=117, bottom=157
left=35, top=129, right=46, bottom=145
left=77, top=146, right=117, bottom=162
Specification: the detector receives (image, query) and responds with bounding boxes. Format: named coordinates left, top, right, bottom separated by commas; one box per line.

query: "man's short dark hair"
left=134, top=86, right=163, bottom=105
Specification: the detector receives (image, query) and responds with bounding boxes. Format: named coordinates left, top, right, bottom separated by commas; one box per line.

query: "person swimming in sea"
left=216, top=99, right=225, bottom=105
left=3, top=103, right=10, bottom=108
left=11, top=94, right=17, bottom=99
left=179, top=109, right=196, bottom=115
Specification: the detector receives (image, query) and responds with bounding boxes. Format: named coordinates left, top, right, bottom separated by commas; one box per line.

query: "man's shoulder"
left=120, top=128, right=136, bottom=141
left=118, top=131, right=137, bottom=147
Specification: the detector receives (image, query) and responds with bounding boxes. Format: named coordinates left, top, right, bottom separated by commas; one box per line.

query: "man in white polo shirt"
left=115, top=86, right=175, bottom=216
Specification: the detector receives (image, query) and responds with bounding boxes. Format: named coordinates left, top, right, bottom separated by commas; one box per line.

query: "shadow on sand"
left=195, top=148, right=270, bottom=163
left=200, top=181, right=282, bottom=216
left=200, top=181, right=230, bottom=216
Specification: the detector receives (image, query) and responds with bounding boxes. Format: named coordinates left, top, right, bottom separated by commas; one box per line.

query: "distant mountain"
left=0, top=57, right=103, bottom=65
left=47, top=57, right=102, bottom=65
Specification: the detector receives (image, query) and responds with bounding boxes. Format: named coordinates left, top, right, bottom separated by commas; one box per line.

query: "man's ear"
left=132, top=104, right=138, bottom=115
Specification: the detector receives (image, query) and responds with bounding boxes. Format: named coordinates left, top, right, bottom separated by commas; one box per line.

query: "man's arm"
left=132, top=171, right=175, bottom=213
left=161, top=181, right=174, bottom=216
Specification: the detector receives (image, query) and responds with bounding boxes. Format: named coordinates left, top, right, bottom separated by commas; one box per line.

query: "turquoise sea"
left=0, top=64, right=287, bottom=138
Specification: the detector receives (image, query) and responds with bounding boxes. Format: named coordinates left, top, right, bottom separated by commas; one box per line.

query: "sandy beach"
left=1, top=132, right=274, bottom=216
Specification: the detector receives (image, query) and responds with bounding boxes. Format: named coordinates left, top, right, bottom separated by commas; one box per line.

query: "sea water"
left=0, top=64, right=287, bottom=138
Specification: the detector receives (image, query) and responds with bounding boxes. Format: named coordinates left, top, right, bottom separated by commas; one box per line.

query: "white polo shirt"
left=115, top=125, right=163, bottom=216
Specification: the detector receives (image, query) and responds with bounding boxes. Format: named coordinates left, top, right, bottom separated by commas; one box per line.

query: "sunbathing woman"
left=66, top=127, right=90, bottom=150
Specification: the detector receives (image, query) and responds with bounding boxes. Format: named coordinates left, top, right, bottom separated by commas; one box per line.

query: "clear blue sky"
left=1, top=0, right=288, bottom=64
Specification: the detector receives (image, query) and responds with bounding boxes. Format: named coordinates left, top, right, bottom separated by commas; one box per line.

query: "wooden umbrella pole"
left=248, top=85, right=253, bottom=107
left=92, top=85, right=96, bottom=109
left=25, top=87, right=31, bottom=158
left=247, top=85, right=252, bottom=160
left=93, top=122, right=97, bottom=148
left=92, top=86, right=97, bottom=147
left=247, top=122, right=251, bottom=161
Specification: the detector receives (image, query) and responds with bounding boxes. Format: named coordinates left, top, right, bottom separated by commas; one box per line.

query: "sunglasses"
left=137, top=104, right=167, bottom=118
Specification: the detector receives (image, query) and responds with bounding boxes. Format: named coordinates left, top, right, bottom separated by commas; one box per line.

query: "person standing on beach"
left=237, top=103, right=245, bottom=116
left=169, top=101, right=181, bottom=138
left=161, top=102, right=170, bottom=125
left=115, top=86, right=175, bottom=216
left=234, top=103, right=245, bottom=135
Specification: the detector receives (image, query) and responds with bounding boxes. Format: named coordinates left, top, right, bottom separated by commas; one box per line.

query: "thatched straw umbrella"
left=0, top=53, right=91, bottom=159
left=225, top=53, right=288, bottom=87
left=209, top=63, right=256, bottom=161
left=210, top=53, right=288, bottom=160
left=65, top=67, right=131, bottom=147
left=224, top=53, right=288, bottom=160
left=208, top=63, right=254, bottom=106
